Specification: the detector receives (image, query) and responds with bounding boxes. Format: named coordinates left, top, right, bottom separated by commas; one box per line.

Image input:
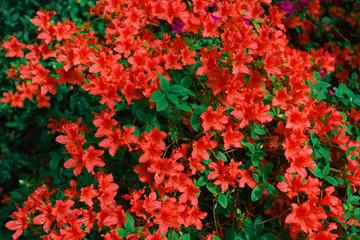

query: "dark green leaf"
left=325, top=176, right=338, bottom=186
left=254, top=125, right=267, bottom=135
left=156, top=96, right=169, bottom=112
left=167, top=94, right=179, bottom=104
left=6, top=122, right=18, bottom=127
left=312, top=165, right=323, bottom=178
left=170, top=84, right=186, bottom=93
left=348, top=146, right=357, bottom=152
left=193, top=104, right=207, bottom=115
left=264, top=163, right=274, bottom=175
left=49, top=155, right=59, bottom=170
left=264, top=183, right=277, bottom=196
left=313, top=72, right=321, bottom=79
left=190, top=115, right=200, bottom=131
left=116, top=229, right=127, bottom=238
left=218, top=193, right=228, bottom=208
left=337, top=178, right=345, bottom=185
left=177, top=103, right=192, bottom=112
left=251, top=185, right=263, bottom=201
left=318, top=147, right=331, bottom=162
left=195, top=176, right=207, bottom=187
left=262, top=233, right=278, bottom=240
left=244, top=218, right=255, bottom=240
left=215, top=151, right=227, bottom=162
left=185, top=88, right=196, bottom=97
left=310, top=131, right=319, bottom=146
left=244, top=217, right=253, bottom=228
left=124, top=213, right=134, bottom=231
left=206, top=183, right=218, bottom=194
left=150, top=90, right=165, bottom=102
left=254, top=216, right=264, bottom=233
left=353, top=95, right=360, bottom=106
left=157, top=72, right=170, bottom=93
left=248, top=144, right=255, bottom=153
left=323, top=165, right=330, bottom=176
left=179, top=234, right=190, bottom=240
left=181, top=76, right=192, bottom=88
left=10, top=191, right=23, bottom=200
left=224, top=228, right=236, bottom=240
left=350, top=196, right=360, bottom=205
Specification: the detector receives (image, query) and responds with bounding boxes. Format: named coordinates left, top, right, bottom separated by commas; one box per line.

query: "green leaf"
left=264, top=163, right=274, bottom=175
left=351, top=235, right=360, bottom=240
left=192, top=104, right=207, bottom=115
left=206, top=183, right=218, bottom=194
left=254, top=125, right=267, bottom=135
left=318, top=147, right=331, bottom=162
left=248, top=144, right=255, bottom=153
left=339, top=82, right=347, bottom=95
left=337, top=178, right=345, bottom=185
left=213, top=237, right=221, bottom=240
left=190, top=115, right=200, bottom=131
left=116, top=229, right=127, bottom=238
left=185, top=88, right=196, bottom=97
left=150, top=90, right=165, bottom=102
left=264, top=183, right=277, bottom=196
left=350, top=196, right=360, bottom=205
left=251, top=185, right=263, bottom=201
left=170, top=84, right=186, bottom=93
left=313, top=72, right=321, bottom=79
left=312, top=165, right=323, bottom=178
left=49, top=155, right=59, bottom=170
left=167, top=94, right=179, bottom=104
left=157, top=72, right=170, bottom=93
left=156, top=95, right=169, bottom=112
left=325, top=176, right=338, bottom=186
left=353, top=95, right=360, bottom=106
left=310, top=131, right=319, bottom=146
left=177, top=103, right=192, bottom=112
left=10, top=190, right=23, bottom=200
left=348, top=184, right=353, bottom=198
left=323, top=165, right=330, bottom=176
left=195, top=176, right=207, bottom=187
left=254, top=216, right=264, bottom=233
left=124, top=213, right=134, bottom=231
left=262, top=233, right=278, bottom=240
left=215, top=151, right=227, bottom=162
left=348, top=146, right=357, bottom=152
left=218, top=193, right=228, bottom=208
left=181, top=76, right=192, bottom=88
left=179, top=234, right=190, bottom=240
left=56, top=93, right=64, bottom=102
left=5, top=122, right=18, bottom=127
left=244, top=218, right=255, bottom=240
left=354, top=208, right=360, bottom=221
left=224, top=229, right=236, bottom=240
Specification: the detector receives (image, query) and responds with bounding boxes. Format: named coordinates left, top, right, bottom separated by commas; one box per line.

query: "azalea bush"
left=1, top=0, right=360, bottom=239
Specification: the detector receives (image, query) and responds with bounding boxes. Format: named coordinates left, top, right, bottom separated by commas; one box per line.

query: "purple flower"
left=295, top=0, right=309, bottom=10
left=212, top=15, right=221, bottom=22
left=329, top=89, right=334, bottom=95
left=243, top=17, right=251, bottom=25
left=319, top=70, right=326, bottom=78
left=313, top=24, right=317, bottom=31
left=276, top=1, right=294, bottom=14
left=169, top=19, right=184, bottom=34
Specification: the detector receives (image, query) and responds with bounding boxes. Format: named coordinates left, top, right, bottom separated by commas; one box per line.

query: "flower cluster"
left=2, top=0, right=360, bottom=239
